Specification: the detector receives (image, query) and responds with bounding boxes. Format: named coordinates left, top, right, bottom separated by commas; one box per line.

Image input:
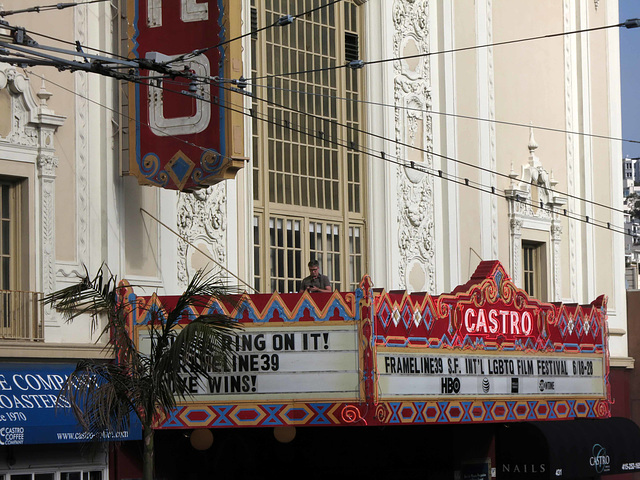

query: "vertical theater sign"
left=126, top=0, right=245, bottom=190
left=124, top=261, right=611, bottom=428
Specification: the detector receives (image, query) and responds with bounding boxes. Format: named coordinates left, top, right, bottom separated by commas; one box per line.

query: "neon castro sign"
left=459, top=304, right=537, bottom=338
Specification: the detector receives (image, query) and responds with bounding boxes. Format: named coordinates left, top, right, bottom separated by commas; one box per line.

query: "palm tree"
left=43, top=266, right=241, bottom=480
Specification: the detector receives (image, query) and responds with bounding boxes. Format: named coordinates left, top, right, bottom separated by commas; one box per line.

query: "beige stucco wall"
left=453, top=2, right=483, bottom=280
left=492, top=0, right=567, bottom=293
left=0, top=0, right=627, bottom=357
left=11, top=6, right=79, bottom=264
left=589, top=12, right=616, bottom=308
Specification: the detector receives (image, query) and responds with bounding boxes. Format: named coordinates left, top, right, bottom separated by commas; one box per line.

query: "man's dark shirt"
left=300, top=274, right=331, bottom=292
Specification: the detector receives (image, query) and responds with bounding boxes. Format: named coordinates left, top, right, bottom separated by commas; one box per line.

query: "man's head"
left=308, top=259, right=320, bottom=278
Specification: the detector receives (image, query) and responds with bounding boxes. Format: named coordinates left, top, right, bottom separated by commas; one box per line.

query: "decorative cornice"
left=0, top=64, right=65, bottom=147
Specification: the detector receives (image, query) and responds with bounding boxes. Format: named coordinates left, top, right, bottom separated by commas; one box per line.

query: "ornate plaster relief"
left=393, top=0, right=435, bottom=293
left=177, top=183, right=227, bottom=286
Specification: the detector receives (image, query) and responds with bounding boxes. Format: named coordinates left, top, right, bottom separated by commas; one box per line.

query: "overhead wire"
left=24, top=36, right=633, bottom=239
left=211, top=82, right=631, bottom=236
left=243, top=80, right=635, bottom=217
left=229, top=76, right=631, bottom=217
left=13, top=3, right=638, bottom=237
left=24, top=69, right=246, bottom=165
left=24, top=26, right=132, bottom=64
left=7, top=5, right=639, bottom=148
left=25, top=53, right=635, bottom=238
left=248, top=81, right=640, bottom=147
left=162, top=0, right=345, bottom=66
left=0, top=0, right=109, bottom=17
left=247, top=19, right=637, bottom=83
left=96, top=68, right=633, bottom=239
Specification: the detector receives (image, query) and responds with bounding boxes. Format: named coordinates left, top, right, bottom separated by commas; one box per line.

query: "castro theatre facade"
left=112, top=261, right=640, bottom=479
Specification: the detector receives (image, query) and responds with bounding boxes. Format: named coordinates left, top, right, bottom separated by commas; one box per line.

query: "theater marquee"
left=377, top=352, right=605, bottom=398
left=124, top=261, right=611, bottom=429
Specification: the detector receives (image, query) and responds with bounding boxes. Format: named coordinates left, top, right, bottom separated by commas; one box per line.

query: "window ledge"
left=0, top=342, right=113, bottom=360
left=610, top=356, right=635, bottom=369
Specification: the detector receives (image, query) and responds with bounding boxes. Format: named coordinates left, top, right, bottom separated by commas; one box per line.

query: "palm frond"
left=155, top=314, right=240, bottom=401
left=42, top=264, right=119, bottom=330
left=58, top=361, right=141, bottom=437
left=164, top=269, right=241, bottom=331
left=48, top=265, right=243, bottom=456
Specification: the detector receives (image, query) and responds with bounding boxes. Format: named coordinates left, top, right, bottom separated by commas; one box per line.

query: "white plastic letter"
left=182, top=0, right=208, bottom=22
left=148, top=56, right=211, bottom=136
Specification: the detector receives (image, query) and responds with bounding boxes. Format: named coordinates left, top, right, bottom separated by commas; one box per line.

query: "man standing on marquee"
left=299, top=260, right=332, bottom=293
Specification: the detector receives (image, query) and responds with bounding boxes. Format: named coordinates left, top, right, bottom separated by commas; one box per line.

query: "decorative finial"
left=509, top=162, right=518, bottom=188
left=528, top=124, right=538, bottom=154
left=37, top=76, right=52, bottom=108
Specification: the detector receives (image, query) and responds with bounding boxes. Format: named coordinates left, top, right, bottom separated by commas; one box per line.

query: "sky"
left=620, top=1, right=640, bottom=158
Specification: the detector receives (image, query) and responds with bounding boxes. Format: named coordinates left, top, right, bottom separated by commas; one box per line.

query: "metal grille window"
left=309, top=222, right=341, bottom=287
left=261, top=1, right=341, bottom=211
left=348, top=225, right=363, bottom=290
left=253, top=216, right=261, bottom=292
left=269, top=217, right=302, bottom=293
left=252, top=0, right=366, bottom=292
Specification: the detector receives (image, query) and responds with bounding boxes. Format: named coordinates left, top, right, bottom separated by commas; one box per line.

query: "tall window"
left=252, top=0, right=366, bottom=292
left=0, top=180, right=19, bottom=291
left=0, top=178, right=25, bottom=338
left=522, top=241, right=546, bottom=300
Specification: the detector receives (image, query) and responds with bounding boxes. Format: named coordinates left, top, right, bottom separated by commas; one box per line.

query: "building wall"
left=0, top=0, right=628, bottom=362
left=0, top=0, right=631, bottom=477
left=0, top=4, right=631, bottom=477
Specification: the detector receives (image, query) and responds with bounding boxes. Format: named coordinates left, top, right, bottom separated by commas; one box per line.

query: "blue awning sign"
left=0, top=362, right=141, bottom=445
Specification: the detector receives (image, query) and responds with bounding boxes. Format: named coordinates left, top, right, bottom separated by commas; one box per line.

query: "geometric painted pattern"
left=157, top=397, right=605, bottom=429
left=121, top=260, right=611, bottom=431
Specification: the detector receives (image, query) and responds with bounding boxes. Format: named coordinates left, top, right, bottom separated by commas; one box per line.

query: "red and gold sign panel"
left=126, top=0, right=245, bottom=191
left=124, top=261, right=610, bottom=429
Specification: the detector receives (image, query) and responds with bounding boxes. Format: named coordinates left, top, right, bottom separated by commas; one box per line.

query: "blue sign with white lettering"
left=0, top=362, right=141, bottom=445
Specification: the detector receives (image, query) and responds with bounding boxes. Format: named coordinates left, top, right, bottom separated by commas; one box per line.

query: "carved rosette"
left=393, top=0, right=435, bottom=293
left=177, top=183, right=227, bottom=286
